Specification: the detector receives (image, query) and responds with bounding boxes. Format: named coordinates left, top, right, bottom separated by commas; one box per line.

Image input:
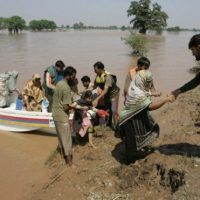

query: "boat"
left=0, top=71, right=56, bottom=134
left=0, top=103, right=56, bottom=133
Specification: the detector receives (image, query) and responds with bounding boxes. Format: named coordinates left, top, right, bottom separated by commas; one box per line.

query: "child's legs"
left=88, top=126, right=96, bottom=147
left=88, top=133, right=93, bottom=145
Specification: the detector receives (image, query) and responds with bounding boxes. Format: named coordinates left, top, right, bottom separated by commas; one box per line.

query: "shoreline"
left=1, top=86, right=200, bottom=199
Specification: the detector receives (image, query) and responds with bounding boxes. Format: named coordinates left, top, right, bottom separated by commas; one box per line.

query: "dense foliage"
left=0, top=17, right=7, bottom=30
left=167, top=26, right=181, bottom=32
left=29, top=20, right=57, bottom=31
left=0, top=16, right=57, bottom=33
left=127, top=0, right=168, bottom=34
left=3, top=16, right=26, bottom=33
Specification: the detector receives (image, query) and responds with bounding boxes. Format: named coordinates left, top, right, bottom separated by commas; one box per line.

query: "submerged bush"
left=122, top=31, right=148, bottom=56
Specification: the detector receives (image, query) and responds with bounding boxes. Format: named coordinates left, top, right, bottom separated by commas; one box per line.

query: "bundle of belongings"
left=0, top=71, right=18, bottom=107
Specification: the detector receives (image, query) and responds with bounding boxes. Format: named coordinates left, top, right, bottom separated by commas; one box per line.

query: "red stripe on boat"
left=0, top=114, right=49, bottom=122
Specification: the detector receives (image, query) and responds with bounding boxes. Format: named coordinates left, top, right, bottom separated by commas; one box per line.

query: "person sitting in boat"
left=43, top=60, right=65, bottom=112
left=22, top=74, right=46, bottom=112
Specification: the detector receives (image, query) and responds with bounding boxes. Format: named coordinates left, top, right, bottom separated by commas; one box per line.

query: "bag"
left=6, top=71, right=18, bottom=92
left=0, top=71, right=19, bottom=107
left=0, top=73, right=10, bottom=107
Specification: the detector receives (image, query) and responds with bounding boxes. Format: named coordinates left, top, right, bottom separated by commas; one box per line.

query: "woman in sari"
left=119, top=57, right=174, bottom=164
left=22, top=74, right=45, bottom=112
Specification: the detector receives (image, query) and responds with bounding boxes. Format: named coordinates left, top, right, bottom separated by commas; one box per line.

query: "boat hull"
left=0, top=106, right=56, bottom=133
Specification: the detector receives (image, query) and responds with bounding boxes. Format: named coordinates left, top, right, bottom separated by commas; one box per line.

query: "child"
left=80, top=75, right=103, bottom=105
left=70, top=91, right=97, bottom=148
left=81, top=75, right=94, bottom=91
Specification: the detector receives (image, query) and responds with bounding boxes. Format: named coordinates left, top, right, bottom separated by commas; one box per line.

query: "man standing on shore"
left=52, top=66, right=76, bottom=166
left=93, top=61, right=120, bottom=130
left=172, top=34, right=200, bottom=97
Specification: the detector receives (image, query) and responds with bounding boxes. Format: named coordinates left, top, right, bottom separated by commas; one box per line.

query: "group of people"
left=21, top=33, right=200, bottom=166
left=21, top=60, right=119, bottom=166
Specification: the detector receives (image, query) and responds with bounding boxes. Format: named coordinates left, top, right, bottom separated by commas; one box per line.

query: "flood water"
left=0, top=30, right=198, bottom=200
left=0, top=30, right=197, bottom=108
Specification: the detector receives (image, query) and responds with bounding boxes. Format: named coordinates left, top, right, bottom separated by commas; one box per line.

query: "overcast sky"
left=0, top=0, right=199, bottom=28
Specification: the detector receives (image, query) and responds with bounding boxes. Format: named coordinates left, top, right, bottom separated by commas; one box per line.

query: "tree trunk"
left=8, top=28, right=12, bottom=34
left=139, top=28, right=146, bottom=34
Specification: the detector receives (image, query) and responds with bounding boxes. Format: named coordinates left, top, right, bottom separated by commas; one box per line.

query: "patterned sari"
left=22, top=74, right=44, bottom=112
left=119, top=70, right=159, bottom=164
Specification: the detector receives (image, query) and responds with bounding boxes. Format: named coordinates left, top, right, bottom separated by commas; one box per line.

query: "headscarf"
left=22, top=74, right=44, bottom=103
left=120, top=70, right=152, bottom=123
left=135, top=70, right=153, bottom=92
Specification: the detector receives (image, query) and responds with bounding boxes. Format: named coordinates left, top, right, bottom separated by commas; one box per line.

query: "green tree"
left=29, top=20, right=41, bottom=31
left=73, top=22, right=85, bottom=29
left=0, top=17, right=7, bottom=30
left=127, top=0, right=168, bottom=34
left=29, top=19, right=57, bottom=31
left=6, top=16, right=26, bottom=33
left=121, top=26, right=126, bottom=31
left=167, top=26, right=181, bottom=32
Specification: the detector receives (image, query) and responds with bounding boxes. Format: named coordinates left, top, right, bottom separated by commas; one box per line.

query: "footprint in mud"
left=111, top=162, right=185, bottom=193
left=157, top=164, right=185, bottom=193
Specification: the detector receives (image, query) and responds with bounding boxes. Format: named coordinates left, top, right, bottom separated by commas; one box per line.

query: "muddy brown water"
left=0, top=30, right=197, bottom=199
left=0, top=30, right=196, bottom=94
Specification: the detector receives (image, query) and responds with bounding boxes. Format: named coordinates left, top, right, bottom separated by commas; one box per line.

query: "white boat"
left=0, top=71, right=56, bottom=133
left=0, top=103, right=56, bottom=133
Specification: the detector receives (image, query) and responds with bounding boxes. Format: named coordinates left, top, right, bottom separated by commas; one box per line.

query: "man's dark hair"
left=81, top=76, right=90, bottom=83
left=63, top=66, right=76, bottom=77
left=137, top=57, right=150, bottom=68
left=188, top=34, right=200, bottom=49
left=93, top=61, right=104, bottom=70
left=55, top=60, right=65, bottom=68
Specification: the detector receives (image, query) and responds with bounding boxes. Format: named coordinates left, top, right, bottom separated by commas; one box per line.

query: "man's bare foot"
left=64, top=154, right=77, bottom=168
left=131, top=160, right=140, bottom=167
left=68, top=161, right=77, bottom=169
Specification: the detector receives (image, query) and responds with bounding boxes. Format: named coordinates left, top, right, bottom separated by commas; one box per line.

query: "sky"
left=0, top=0, right=200, bottom=29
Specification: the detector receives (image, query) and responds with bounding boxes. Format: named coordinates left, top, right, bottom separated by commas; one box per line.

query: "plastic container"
left=42, top=98, right=49, bottom=113
left=15, top=97, right=23, bottom=110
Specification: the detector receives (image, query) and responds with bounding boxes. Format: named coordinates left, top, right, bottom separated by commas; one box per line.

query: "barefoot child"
left=70, top=91, right=97, bottom=148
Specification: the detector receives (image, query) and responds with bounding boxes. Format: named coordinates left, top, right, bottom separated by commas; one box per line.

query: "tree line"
left=0, top=0, right=169, bottom=34
left=0, top=16, right=132, bottom=33
left=1, top=0, right=198, bottom=34
left=0, top=16, right=58, bottom=33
